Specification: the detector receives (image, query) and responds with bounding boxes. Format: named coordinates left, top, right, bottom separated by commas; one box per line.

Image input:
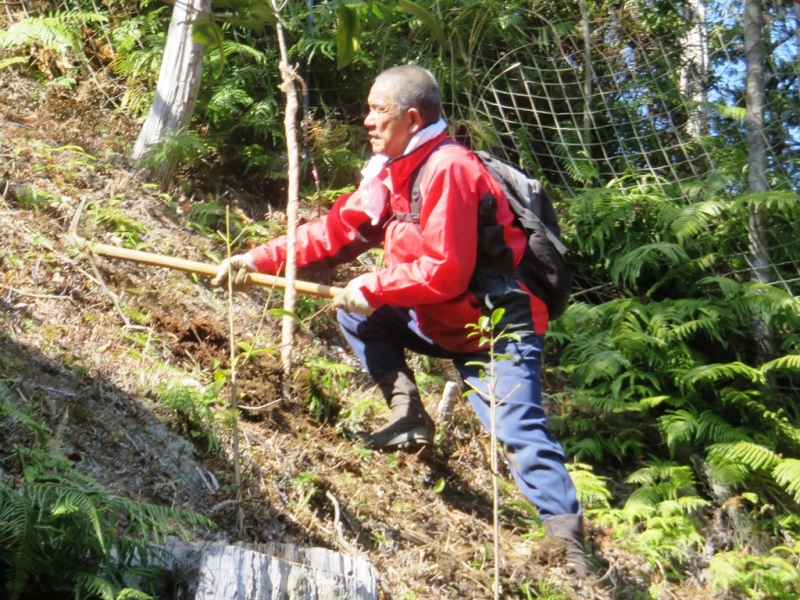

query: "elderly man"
left=212, top=65, right=591, bottom=576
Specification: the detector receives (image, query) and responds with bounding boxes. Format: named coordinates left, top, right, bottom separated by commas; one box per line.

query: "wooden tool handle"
left=75, top=240, right=343, bottom=298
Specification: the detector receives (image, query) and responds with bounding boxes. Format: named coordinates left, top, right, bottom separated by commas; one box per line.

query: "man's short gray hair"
left=376, top=65, right=442, bottom=126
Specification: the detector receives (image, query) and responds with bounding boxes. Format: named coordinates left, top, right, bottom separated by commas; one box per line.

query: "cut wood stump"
left=162, top=540, right=378, bottom=600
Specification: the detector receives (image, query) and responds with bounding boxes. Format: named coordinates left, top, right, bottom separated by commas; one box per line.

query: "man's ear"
left=407, top=108, right=424, bottom=134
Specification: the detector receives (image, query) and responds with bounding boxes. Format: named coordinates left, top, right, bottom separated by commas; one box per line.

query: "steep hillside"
left=1, top=68, right=696, bottom=600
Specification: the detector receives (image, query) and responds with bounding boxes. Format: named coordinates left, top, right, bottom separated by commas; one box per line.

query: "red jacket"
left=247, top=133, right=549, bottom=353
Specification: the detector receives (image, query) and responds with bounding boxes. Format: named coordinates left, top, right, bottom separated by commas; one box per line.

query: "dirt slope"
left=0, top=69, right=683, bottom=600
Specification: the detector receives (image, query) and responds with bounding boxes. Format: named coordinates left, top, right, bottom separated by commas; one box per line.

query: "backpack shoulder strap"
left=405, top=139, right=457, bottom=221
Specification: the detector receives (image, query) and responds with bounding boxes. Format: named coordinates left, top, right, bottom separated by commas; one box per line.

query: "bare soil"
left=0, top=67, right=712, bottom=600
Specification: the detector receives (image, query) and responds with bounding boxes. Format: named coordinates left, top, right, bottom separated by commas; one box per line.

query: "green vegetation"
left=1, top=0, right=798, bottom=597
left=151, top=379, right=224, bottom=451
left=0, top=385, right=214, bottom=600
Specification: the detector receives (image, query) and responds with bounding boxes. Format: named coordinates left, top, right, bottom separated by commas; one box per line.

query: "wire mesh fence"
left=437, top=1, right=799, bottom=303
left=2, top=0, right=798, bottom=301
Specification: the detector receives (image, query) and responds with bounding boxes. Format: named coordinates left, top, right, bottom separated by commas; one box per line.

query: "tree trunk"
left=131, top=0, right=210, bottom=188
left=680, top=0, right=708, bottom=137
left=743, top=0, right=775, bottom=361
left=580, top=0, right=593, bottom=152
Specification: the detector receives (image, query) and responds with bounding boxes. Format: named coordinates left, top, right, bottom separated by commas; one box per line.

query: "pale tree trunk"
left=580, top=0, right=593, bottom=155
left=795, top=0, right=800, bottom=74
left=131, top=0, right=210, bottom=188
left=743, top=0, right=775, bottom=360
left=680, top=0, right=708, bottom=137
left=269, top=0, right=303, bottom=393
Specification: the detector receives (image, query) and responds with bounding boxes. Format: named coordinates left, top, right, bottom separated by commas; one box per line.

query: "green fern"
left=683, top=362, right=765, bottom=388
left=550, top=125, right=600, bottom=184
left=0, top=398, right=214, bottom=600
left=708, top=441, right=780, bottom=476
left=710, top=548, right=800, bottom=600
left=609, top=242, right=691, bottom=292
left=660, top=409, right=746, bottom=454
left=762, top=354, right=800, bottom=373
left=565, top=462, right=612, bottom=510
left=595, top=461, right=708, bottom=571
left=0, top=381, right=47, bottom=446
left=134, top=127, right=209, bottom=172
left=671, top=199, right=726, bottom=243
left=772, top=459, right=800, bottom=504
left=0, top=11, right=107, bottom=56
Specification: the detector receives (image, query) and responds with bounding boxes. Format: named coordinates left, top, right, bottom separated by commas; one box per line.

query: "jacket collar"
left=384, top=132, right=450, bottom=194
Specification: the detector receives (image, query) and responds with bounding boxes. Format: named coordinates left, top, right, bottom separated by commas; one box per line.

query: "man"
left=211, top=65, right=591, bottom=576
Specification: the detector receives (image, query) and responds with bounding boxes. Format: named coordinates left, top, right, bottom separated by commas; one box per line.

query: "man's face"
left=364, top=78, right=417, bottom=159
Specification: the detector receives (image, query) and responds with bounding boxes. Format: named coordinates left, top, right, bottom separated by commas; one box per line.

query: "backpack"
left=406, top=146, right=572, bottom=320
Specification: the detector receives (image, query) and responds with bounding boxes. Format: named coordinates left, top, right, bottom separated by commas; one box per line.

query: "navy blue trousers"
left=338, top=306, right=581, bottom=519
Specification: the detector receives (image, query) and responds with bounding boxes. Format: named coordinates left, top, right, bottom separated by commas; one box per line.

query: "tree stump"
left=163, top=541, right=378, bottom=600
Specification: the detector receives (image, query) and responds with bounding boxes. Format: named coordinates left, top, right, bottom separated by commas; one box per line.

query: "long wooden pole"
left=68, top=237, right=341, bottom=298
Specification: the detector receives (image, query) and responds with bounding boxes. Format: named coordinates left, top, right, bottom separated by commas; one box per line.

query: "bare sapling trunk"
left=278, top=63, right=303, bottom=394
left=269, top=0, right=304, bottom=392
left=131, top=0, right=210, bottom=188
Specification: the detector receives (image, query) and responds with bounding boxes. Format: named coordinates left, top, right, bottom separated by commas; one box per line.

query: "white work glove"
left=331, top=277, right=375, bottom=316
left=211, top=253, right=257, bottom=292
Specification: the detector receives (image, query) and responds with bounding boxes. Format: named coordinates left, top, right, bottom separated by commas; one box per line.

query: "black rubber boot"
left=356, top=369, right=435, bottom=451
left=543, top=514, right=592, bottom=577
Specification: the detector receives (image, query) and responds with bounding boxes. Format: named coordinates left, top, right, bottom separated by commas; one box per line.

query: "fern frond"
left=683, top=362, right=765, bottom=388
left=761, top=355, right=800, bottom=374
left=219, top=39, right=269, bottom=63
left=34, top=483, right=106, bottom=552
left=625, top=463, right=699, bottom=498
left=575, top=349, right=630, bottom=386
left=743, top=282, right=800, bottom=316
left=1, top=388, right=48, bottom=446
left=0, top=11, right=107, bottom=55
left=642, top=298, right=724, bottom=343
left=1, top=444, right=213, bottom=599
left=566, top=436, right=607, bottom=462
left=694, top=411, right=745, bottom=444
left=566, top=463, right=612, bottom=509
left=668, top=313, right=722, bottom=343
left=706, top=457, right=751, bottom=487
left=697, top=276, right=742, bottom=299
left=710, top=550, right=800, bottom=597
left=731, top=190, right=800, bottom=213
left=659, top=409, right=696, bottom=450
left=117, top=588, right=155, bottom=600
left=205, top=85, right=254, bottom=125
left=772, top=459, right=800, bottom=504
left=671, top=199, right=726, bottom=243
left=708, top=441, right=779, bottom=473
left=609, top=242, right=690, bottom=290
left=551, top=127, right=600, bottom=184
left=672, top=495, right=711, bottom=514
left=0, top=486, right=35, bottom=597
left=74, top=572, right=116, bottom=600
left=306, top=358, right=357, bottom=376
left=660, top=409, right=745, bottom=453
